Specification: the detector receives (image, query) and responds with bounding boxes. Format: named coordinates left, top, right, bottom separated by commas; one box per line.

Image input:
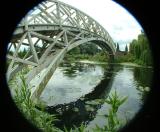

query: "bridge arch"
left=67, top=37, right=114, bottom=53
left=6, top=0, right=116, bottom=101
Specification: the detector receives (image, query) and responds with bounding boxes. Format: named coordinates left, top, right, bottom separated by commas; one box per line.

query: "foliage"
left=18, top=48, right=28, bottom=58
left=12, top=73, right=127, bottom=132
left=114, top=32, right=152, bottom=66
left=89, top=52, right=109, bottom=62
left=64, top=123, right=86, bottom=132
left=65, top=50, right=109, bottom=62
left=68, top=44, right=100, bottom=56
left=64, top=43, right=110, bottom=62
left=114, top=53, right=135, bottom=63
left=94, top=109, right=120, bottom=132
left=125, top=45, right=128, bottom=53
left=93, top=90, right=128, bottom=132
left=116, top=43, right=120, bottom=51
left=13, top=73, right=60, bottom=132
left=105, top=90, right=128, bottom=113
left=129, top=32, right=152, bottom=66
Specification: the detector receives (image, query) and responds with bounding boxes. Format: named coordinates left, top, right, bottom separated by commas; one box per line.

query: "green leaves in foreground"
left=93, top=90, right=128, bottom=132
left=65, top=90, right=128, bottom=132
left=105, top=90, right=128, bottom=113
left=64, top=123, right=86, bottom=132
left=13, top=73, right=60, bottom=132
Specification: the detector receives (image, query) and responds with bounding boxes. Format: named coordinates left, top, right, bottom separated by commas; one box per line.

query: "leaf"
left=117, top=96, right=128, bottom=106
left=105, top=99, right=111, bottom=104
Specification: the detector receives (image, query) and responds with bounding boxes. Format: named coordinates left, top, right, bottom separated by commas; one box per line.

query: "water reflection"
left=134, top=67, right=153, bottom=103
left=39, top=62, right=153, bottom=130
left=40, top=62, right=108, bottom=106
left=45, top=63, right=114, bottom=130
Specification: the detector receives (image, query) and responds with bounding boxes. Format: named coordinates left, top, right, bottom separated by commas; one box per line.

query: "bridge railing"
left=18, top=0, right=116, bottom=53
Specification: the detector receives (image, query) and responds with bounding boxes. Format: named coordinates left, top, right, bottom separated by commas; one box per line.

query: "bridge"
left=6, top=0, right=116, bottom=102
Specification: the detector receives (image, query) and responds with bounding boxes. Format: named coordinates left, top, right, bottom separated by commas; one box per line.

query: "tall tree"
left=116, top=43, right=120, bottom=51
left=129, top=32, right=152, bottom=66
left=125, top=44, right=128, bottom=53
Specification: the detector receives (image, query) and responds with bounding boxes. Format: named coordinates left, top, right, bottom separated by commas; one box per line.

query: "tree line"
left=116, top=31, right=152, bottom=66
left=129, top=31, right=152, bottom=66
left=7, top=32, right=152, bottom=66
left=65, top=43, right=109, bottom=62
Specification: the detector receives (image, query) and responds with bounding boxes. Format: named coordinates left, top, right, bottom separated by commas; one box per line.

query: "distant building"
left=115, top=50, right=127, bottom=57
left=115, top=43, right=128, bottom=57
left=115, top=43, right=127, bottom=57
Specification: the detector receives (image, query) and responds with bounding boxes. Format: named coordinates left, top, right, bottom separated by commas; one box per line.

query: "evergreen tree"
left=116, top=43, right=120, bottom=51
left=125, top=44, right=128, bottom=53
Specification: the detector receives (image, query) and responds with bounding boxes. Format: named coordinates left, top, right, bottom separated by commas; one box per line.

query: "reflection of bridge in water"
left=46, top=64, right=115, bottom=130
left=7, top=0, right=116, bottom=101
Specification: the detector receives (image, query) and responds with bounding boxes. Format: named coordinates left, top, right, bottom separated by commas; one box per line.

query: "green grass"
left=93, top=90, right=128, bottom=132
left=12, top=72, right=61, bottom=132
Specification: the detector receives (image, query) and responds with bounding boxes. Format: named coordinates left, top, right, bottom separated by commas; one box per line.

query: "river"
left=39, top=61, right=153, bottom=130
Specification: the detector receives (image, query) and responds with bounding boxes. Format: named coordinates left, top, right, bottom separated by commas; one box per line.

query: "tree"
left=125, top=44, right=128, bottom=53
left=128, top=32, right=152, bottom=66
left=116, top=43, right=120, bottom=51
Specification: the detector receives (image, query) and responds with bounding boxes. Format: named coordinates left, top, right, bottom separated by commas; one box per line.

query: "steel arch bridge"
left=6, top=0, right=116, bottom=101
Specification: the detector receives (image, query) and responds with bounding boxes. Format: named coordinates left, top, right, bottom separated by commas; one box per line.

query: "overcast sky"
left=58, top=0, right=142, bottom=51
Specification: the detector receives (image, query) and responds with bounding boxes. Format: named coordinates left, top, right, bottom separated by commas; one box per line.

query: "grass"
left=64, top=123, right=86, bottom=132
left=12, top=72, right=61, bottom=132
left=93, top=90, right=128, bottom=132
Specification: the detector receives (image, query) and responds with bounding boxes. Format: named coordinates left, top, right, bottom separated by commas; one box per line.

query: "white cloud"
left=58, top=0, right=142, bottom=50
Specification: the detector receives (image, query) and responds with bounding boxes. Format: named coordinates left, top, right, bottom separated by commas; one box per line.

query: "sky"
left=58, top=0, right=142, bottom=51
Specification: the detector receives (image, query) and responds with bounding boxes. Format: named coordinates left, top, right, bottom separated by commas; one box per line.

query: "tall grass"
left=93, top=90, right=128, bottom=132
left=12, top=72, right=61, bottom=132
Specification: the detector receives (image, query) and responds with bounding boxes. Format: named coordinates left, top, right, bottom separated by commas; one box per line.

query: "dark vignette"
left=0, top=0, right=159, bottom=132
left=115, top=0, right=160, bottom=132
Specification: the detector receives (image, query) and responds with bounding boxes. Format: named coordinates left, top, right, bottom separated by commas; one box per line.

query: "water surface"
left=40, top=62, right=153, bottom=130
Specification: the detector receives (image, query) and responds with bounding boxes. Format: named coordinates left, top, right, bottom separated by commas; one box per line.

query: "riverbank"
left=118, top=62, right=152, bottom=68
left=75, top=60, right=107, bottom=65
left=73, top=60, right=152, bottom=68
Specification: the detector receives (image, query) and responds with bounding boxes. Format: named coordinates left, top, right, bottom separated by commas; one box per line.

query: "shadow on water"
left=133, top=67, right=153, bottom=87
left=45, top=63, right=116, bottom=130
left=133, top=67, right=153, bottom=103
left=38, top=62, right=153, bottom=131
